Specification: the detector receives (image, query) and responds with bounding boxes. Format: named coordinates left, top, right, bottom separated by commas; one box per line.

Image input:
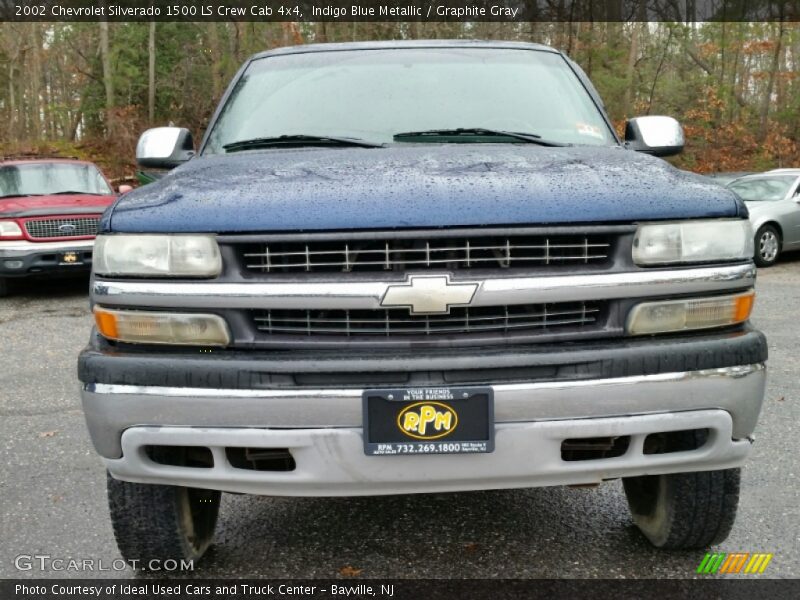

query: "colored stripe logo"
left=697, top=553, right=773, bottom=574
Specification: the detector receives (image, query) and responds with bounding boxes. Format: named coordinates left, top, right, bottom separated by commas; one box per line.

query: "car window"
left=727, top=176, right=797, bottom=202
left=0, top=163, right=112, bottom=198
left=204, top=48, right=616, bottom=153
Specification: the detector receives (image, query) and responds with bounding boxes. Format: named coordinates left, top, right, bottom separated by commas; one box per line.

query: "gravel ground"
left=1, top=254, right=798, bottom=579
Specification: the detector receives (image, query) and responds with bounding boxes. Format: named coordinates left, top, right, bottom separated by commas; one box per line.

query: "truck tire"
left=107, top=472, right=220, bottom=565
left=0, top=277, right=8, bottom=297
left=754, top=224, right=780, bottom=267
left=622, top=430, right=740, bottom=549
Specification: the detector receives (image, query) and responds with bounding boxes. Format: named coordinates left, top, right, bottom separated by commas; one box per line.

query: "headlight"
left=633, top=220, right=753, bottom=265
left=93, top=234, right=221, bottom=277
left=0, top=220, right=24, bottom=239
left=627, top=291, right=754, bottom=335
left=94, top=307, right=230, bottom=346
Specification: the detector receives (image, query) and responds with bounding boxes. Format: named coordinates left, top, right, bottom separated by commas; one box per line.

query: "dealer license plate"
left=57, top=251, right=84, bottom=266
left=362, top=386, right=494, bottom=456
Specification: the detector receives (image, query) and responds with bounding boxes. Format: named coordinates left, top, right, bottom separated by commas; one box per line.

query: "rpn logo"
left=697, top=552, right=773, bottom=575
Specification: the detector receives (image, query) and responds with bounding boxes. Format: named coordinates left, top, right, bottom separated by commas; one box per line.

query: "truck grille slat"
left=24, top=217, right=99, bottom=239
left=252, top=302, right=601, bottom=337
left=242, top=235, right=611, bottom=273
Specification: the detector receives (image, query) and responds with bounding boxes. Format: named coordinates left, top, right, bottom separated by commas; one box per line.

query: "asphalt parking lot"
left=1, top=255, right=798, bottom=579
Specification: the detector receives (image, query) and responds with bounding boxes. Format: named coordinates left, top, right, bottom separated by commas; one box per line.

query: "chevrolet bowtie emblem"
left=381, top=275, right=479, bottom=315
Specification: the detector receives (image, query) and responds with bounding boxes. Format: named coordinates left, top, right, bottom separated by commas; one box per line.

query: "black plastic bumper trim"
left=78, top=327, right=767, bottom=390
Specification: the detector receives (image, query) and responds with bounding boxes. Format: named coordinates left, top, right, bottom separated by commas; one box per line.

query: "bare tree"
left=99, top=19, right=114, bottom=136
left=148, top=21, right=155, bottom=124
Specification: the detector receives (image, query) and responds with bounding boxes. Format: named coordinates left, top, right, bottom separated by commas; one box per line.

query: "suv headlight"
left=633, top=220, right=753, bottom=265
left=0, top=220, right=24, bottom=239
left=93, top=234, right=221, bottom=277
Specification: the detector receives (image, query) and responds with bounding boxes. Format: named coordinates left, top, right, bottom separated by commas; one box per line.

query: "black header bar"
left=4, top=578, right=800, bottom=600
left=1, top=0, right=799, bottom=22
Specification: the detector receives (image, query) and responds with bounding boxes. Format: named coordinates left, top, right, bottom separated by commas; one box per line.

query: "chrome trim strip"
left=0, top=239, right=94, bottom=254
left=92, top=263, right=756, bottom=310
left=87, top=364, right=765, bottom=399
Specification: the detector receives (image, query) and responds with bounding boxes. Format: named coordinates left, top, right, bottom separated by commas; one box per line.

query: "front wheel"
left=622, top=430, right=740, bottom=549
left=107, top=472, right=220, bottom=566
left=754, top=224, right=780, bottom=268
left=0, top=278, right=8, bottom=297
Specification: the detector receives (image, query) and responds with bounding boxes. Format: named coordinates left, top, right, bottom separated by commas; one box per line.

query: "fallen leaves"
left=39, top=430, right=59, bottom=438
left=338, top=566, right=363, bottom=577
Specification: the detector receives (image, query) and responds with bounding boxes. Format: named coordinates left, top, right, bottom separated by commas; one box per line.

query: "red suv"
left=0, top=158, right=126, bottom=296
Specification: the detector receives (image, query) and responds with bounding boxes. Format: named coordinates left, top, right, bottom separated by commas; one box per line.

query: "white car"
left=727, top=169, right=800, bottom=267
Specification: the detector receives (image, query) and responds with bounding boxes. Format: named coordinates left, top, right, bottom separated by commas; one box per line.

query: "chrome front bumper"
left=0, top=239, right=95, bottom=276
left=0, top=238, right=94, bottom=256
left=83, top=363, right=766, bottom=496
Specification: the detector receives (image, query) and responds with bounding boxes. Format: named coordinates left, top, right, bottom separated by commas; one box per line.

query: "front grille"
left=253, top=302, right=601, bottom=337
left=24, top=217, right=99, bottom=239
left=242, top=234, right=612, bottom=273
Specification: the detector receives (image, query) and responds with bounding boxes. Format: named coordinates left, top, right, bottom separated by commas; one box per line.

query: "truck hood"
left=1, top=193, right=116, bottom=218
left=105, top=145, right=745, bottom=233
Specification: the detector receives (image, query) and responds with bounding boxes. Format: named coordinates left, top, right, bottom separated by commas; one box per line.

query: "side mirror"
left=118, top=185, right=133, bottom=194
left=136, top=127, right=195, bottom=169
left=624, top=116, right=684, bottom=157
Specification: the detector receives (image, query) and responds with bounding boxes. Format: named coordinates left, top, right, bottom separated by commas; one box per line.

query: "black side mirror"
left=136, top=127, right=195, bottom=169
left=624, top=116, right=685, bottom=157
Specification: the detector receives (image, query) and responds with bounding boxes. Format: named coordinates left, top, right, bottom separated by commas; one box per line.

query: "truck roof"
left=249, top=39, right=560, bottom=62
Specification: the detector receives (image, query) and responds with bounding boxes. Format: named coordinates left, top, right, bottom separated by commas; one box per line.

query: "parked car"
left=726, top=169, right=800, bottom=267
left=707, top=171, right=755, bottom=186
left=79, top=41, right=766, bottom=563
left=0, top=157, right=128, bottom=296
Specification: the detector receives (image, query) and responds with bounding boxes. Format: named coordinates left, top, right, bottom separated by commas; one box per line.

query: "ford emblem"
left=58, top=223, right=77, bottom=233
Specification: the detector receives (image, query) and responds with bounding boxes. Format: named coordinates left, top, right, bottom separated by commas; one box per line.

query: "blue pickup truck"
left=79, top=41, right=766, bottom=564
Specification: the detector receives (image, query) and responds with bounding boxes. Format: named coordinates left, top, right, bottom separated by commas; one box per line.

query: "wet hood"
left=105, top=145, right=745, bottom=233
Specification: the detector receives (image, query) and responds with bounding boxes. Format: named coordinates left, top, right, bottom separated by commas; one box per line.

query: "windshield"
left=0, top=163, right=112, bottom=198
left=728, top=176, right=797, bottom=202
left=204, top=48, right=615, bottom=154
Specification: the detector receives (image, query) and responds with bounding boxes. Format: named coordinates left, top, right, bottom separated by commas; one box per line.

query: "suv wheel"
left=107, top=472, right=220, bottom=565
left=622, top=430, right=740, bottom=549
left=0, top=277, right=8, bottom=297
left=754, top=224, right=780, bottom=267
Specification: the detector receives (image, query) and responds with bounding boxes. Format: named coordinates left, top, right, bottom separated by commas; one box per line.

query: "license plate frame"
left=362, top=386, right=494, bottom=456
left=57, top=251, right=84, bottom=266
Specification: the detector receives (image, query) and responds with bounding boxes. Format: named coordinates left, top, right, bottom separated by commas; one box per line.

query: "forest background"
left=1, top=19, right=798, bottom=181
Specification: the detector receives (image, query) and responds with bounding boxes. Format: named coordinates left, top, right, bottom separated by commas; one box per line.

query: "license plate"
left=362, top=387, right=494, bottom=456
left=57, top=251, right=84, bottom=266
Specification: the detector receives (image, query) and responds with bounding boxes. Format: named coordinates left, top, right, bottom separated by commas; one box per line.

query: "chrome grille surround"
left=24, top=217, right=99, bottom=239
left=241, top=234, right=612, bottom=273
left=253, top=302, right=602, bottom=337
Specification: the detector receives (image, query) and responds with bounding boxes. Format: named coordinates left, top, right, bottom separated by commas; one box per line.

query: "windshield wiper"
left=224, top=134, right=385, bottom=152
left=50, top=190, right=104, bottom=195
left=0, top=193, right=44, bottom=199
left=393, top=128, right=569, bottom=147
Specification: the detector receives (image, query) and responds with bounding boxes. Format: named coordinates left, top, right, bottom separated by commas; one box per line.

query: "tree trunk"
left=7, top=61, right=16, bottom=141
left=29, top=23, right=43, bottom=141
left=148, top=21, right=156, bottom=124
left=758, top=22, right=785, bottom=142
left=207, top=23, right=223, bottom=100
left=624, top=23, right=640, bottom=117
left=99, top=19, right=114, bottom=137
